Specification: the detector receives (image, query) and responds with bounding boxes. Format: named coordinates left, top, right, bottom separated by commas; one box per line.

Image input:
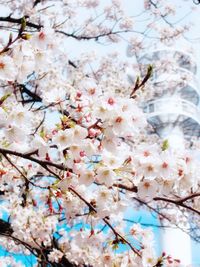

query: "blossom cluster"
left=0, top=0, right=199, bottom=266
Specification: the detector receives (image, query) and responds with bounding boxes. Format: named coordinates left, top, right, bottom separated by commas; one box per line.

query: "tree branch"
left=0, top=16, right=42, bottom=30
left=153, top=196, right=200, bottom=216
left=0, top=219, right=78, bottom=266
left=0, top=148, right=66, bottom=179
left=68, top=186, right=141, bottom=256
left=55, top=29, right=130, bottom=41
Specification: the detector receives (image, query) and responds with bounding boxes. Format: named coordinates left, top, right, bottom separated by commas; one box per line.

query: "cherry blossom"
left=0, top=0, right=198, bottom=266
left=0, top=55, right=17, bottom=81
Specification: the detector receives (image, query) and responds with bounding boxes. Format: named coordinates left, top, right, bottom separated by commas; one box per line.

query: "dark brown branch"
left=0, top=148, right=65, bottom=179
left=113, top=183, right=138, bottom=193
left=19, top=84, right=42, bottom=102
left=2, top=153, right=48, bottom=190
left=68, top=60, right=77, bottom=68
left=33, top=0, right=42, bottom=7
left=0, top=219, right=77, bottom=266
left=31, top=111, right=46, bottom=135
left=0, top=219, right=13, bottom=235
left=0, top=15, right=42, bottom=30
left=130, top=65, right=153, bottom=98
left=153, top=196, right=200, bottom=216
left=68, top=186, right=141, bottom=256
left=132, top=196, right=197, bottom=242
left=175, top=192, right=200, bottom=203
left=0, top=148, right=66, bottom=171
left=56, top=29, right=129, bottom=41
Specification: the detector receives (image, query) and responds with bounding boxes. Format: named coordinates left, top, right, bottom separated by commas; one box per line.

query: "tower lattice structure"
left=139, top=49, right=200, bottom=141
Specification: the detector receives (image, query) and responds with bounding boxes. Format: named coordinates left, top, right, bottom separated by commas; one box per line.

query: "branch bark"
left=0, top=16, right=42, bottom=30
left=153, top=195, right=200, bottom=216
left=0, top=218, right=79, bottom=266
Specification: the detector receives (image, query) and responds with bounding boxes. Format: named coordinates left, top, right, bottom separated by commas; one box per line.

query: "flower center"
left=178, top=169, right=183, bottom=176
left=88, top=88, right=95, bottom=95
left=143, top=150, right=150, bottom=157
left=108, top=97, right=115, bottom=105
left=0, top=62, right=5, bottom=69
left=162, top=162, right=168, bottom=169
left=39, top=32, right=46, bottom=40
left=103, top=170, right=110, bottom=176
left=144, top=182, right=150, bottom=189
left=115, top=116, right=123, bottom=123
left=147, top=165, right=154, bottom=172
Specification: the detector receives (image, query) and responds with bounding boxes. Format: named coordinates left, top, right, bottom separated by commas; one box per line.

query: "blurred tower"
left=138, top=48, right=200, bottom=265
left=139, top=49, right=200, bottom=142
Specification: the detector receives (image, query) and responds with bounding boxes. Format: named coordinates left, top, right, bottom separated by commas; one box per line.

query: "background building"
left=138, top=48, right=200, bottom=265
